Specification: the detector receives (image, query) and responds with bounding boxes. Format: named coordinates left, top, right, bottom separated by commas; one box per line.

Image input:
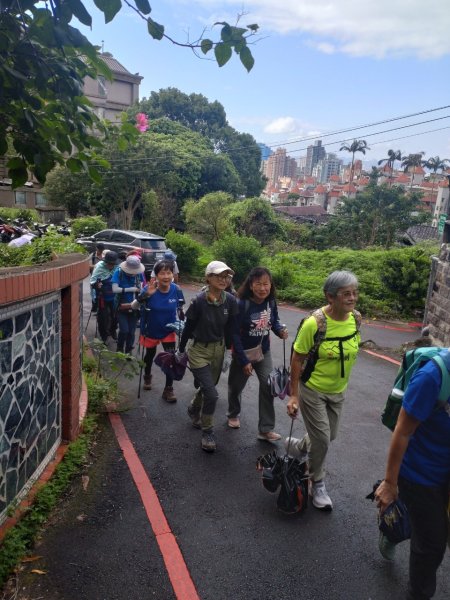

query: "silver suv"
left=76, top=229, right=167, bottom=275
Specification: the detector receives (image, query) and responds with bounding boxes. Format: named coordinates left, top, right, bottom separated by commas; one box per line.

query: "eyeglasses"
left=337, top=289, right=359, bottom=299
left=211, top=273, right=232, bottom=281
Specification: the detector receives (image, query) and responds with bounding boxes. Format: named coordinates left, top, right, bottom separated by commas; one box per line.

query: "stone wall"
left=0, top=254, right=89, bottom=524
left=424, top=244, right=450, bottom=346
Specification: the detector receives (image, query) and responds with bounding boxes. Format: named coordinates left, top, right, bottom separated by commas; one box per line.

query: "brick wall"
left=0, top=253, right=90, bottom=441
left=424, top=244, right=450, bottom=346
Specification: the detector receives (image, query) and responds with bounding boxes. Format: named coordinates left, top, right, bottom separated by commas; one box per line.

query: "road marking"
left=109, top=413, right=200, bottom=600
left=362, top=349, right=401, bottom=366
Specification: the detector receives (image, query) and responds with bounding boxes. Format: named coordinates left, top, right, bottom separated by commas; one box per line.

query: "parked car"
left=76, top=229, right=167, bottom=275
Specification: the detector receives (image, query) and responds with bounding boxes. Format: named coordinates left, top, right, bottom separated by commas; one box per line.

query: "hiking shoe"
left=227, top=417, right=240, bottom=429
left=311, top=480, right=333, bottom=511
left=143, top=375, right=152, bottom=391
left=379, top=532, right=396, bottom=561
left=201, top=431, right=216, bottom=453
left=187, top=405, right=201, bottom=429
left=162, top=386, right=176, bottom=403
left=284, top=437, right=308, bottom=462
left=257, top=431, right=281, bottom=442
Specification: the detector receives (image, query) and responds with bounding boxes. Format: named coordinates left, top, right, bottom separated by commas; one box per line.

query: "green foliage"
left=0, top=231, right=83, bottom=268
left=225, top=197, right=285, bottom=245
left=0, top=207, right=40, bottom=225
left=184, top=192, right=236, bottom=243
left=164, top=230, right=202, bottom=274
left=135, top=190, right=166, bottom=235
left=212, top=233, right=263, bottom=284
left=43, top=166, right=93, bottom=217
left=71, top=216, right=107, bottom=238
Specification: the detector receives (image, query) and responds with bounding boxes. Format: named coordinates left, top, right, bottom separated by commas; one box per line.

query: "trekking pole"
left=285, top=417, right=294, bottom=459
left=84, top=308, right=93, bottom=334
left=137, top=342, right=145, bottom=399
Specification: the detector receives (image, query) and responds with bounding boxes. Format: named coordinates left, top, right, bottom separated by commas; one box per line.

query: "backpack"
left=292, top=308, right=362, bottom=383
left=381, top=347, right=450, bottom=431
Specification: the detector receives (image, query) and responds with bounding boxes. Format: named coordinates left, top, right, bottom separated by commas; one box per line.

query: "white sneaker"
left=284, top=437, right=308, bottom=462
left=311, top=480, right=333, bottom=511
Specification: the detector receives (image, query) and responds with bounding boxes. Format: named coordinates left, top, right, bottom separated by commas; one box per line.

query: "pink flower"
left=135, top=113, right=149, bottom=132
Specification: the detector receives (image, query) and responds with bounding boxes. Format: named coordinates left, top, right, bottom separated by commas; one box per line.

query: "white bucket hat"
left=205, top=260, right=234, bottom=276
left=120, top=255, right=145, bottom=275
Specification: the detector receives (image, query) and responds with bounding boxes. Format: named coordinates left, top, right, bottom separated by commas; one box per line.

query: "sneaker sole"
left=257, top=434, right=281, bottom=442
left=312, top=501, right=333, bottom=511
left=201, top=446, right=216, bottom=453
left=227, top=421, right=240, bottom=429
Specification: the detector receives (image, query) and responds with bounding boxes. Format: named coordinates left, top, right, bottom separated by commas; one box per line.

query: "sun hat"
left=103, top=251, right=118, bottom=264
left=205, top=260, right=234, bottom=276
left=120, top=254, right=145, bottom=275
left=164, top=249, right=177, bottom=261
left=96, top=242, right=105, bottom=250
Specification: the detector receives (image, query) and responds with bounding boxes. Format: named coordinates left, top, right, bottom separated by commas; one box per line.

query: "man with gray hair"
left=287, top=270, right=361, bottom=510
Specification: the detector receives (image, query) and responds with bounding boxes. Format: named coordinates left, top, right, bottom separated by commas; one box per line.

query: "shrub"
left=0, top=231, right=83, bottom=268
left=71, top=216, right=106, bottom=238
left=212, top=233, right=263, bottom=284
left=164, top=230, right=202, bottom=275
left=0, top=207, right=39, bottom=224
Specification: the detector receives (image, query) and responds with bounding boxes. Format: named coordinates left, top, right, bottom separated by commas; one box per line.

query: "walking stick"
left=137, top=306, right=150, bottom=399
left=84, top=308, right=93, bottom=334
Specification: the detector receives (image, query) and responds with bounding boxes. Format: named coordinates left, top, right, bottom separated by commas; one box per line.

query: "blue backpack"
left=382, top=347, right=450, bottom=431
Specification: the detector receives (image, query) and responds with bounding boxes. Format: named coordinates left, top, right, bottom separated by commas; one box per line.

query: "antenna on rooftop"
left=101, top=40, right=104, bottom=53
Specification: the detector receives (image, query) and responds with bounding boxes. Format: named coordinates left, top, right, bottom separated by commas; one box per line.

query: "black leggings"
left=144, top=341, right=175, bottom=387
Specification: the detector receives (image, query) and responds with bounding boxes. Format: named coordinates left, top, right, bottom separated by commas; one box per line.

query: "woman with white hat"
left=111, top=255, right=145, bottom=354
left=177, top=261, right=239, bottom=453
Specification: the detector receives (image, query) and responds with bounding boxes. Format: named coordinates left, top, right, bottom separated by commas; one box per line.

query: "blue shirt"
left=400, top=360, right=450, bottom=486
left=111, top=269, right=145, bottom=303
left=140, top=283, right=185, bottom=340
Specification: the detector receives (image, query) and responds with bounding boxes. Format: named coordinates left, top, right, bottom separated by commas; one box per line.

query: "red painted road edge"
left=109, top=413, right=200, bottom=600
left=362, top=349, right=401, bottom=366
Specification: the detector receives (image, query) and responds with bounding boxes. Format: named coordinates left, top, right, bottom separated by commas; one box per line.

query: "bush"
left=164, top=230, right=202, bottom=275
left=212, top=233, right=263, bottom=284
left=0, top=207, right=39, bottom=224
left=71, top=216, right=106, bottom=238
left=0, top=231, right=83, bottom=268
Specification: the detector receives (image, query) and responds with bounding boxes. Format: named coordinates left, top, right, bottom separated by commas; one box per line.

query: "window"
left=141, top=239, right=166, bottom=250
left=111, top=231, right=133, bottom=243
left=94, top=230, right=112, bottom=242
left=15, top=191, right=26, bottom=205
left=35, top=193, right=47, bottom=206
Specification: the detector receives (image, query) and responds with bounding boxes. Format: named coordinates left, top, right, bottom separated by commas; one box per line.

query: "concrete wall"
left=424, top=243, right=450, bottom=345
left=0, top=254, right=89, bottom=524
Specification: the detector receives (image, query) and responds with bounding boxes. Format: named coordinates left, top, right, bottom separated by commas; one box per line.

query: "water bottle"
left=382, top=387, right=405, bottom=431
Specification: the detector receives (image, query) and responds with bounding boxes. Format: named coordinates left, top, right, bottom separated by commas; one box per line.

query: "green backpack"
left=382, top=347, right=450, bottom=431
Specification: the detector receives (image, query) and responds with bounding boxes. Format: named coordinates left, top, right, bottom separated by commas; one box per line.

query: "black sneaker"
left=201, top=431, right=216, bottom=453
left=187, top=405, right=201, bottom=429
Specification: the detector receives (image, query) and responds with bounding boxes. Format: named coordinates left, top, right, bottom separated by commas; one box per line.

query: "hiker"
left=227, top=267, right=288, bottom=441
left=90, top=242, right=105, bottom=274
left=111, top=255, right=145, bottom=354
left=134, top=260, right=185, bottom=402
left=286, top=270, right=361, bottom=511
left=374, top=357, right=450, bottom=599
left=176, top=260, right=239, bottom=453
left=90, top=251, right=119, bottom=344
left=150, top=250, right=180, bottom=283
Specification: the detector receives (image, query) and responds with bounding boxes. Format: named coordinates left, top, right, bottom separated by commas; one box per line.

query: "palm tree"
left=378, top=149, right=402, bottom=186
left=339, top=139, right=370, bottom=184
left=401, top=152, right=425, bottom=189
left=422, top=156, right=450, bottom=216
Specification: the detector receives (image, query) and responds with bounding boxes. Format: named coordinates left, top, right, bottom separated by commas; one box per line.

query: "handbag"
left=118, top=302, right=133, bottom=312
left=244, top=344, right=264, bottom=363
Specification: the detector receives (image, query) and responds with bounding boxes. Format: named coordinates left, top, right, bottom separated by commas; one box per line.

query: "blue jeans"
left=116, top=310, right=138, bottom=353
left=399, top=476, right=448, bottom=599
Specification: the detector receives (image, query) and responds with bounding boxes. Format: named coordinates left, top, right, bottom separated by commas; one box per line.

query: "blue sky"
left=81, top=0, right=450, bottom=164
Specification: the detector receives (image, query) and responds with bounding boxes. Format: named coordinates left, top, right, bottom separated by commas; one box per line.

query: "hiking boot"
left=162, top=386, right=176, bottom=403
left=201, top=431, right=216, bottom=453
left=143, top=375, right=152, bottom=391
left=379, top=532, right=396, bottom=561
left=227, top=417, right=240, bottom=429
left=257, top=431, right=281, bottom=442
left=187, top=405, right=201, bottom=429
left=284, top=437, right=308, bottom=463
left=311, top=480, right=333, bottom=511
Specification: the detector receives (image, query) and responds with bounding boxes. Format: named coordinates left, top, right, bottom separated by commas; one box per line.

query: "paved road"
left=7, top=282, right=449, bottom=600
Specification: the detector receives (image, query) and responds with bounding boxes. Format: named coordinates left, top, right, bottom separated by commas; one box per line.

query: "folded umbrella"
left=268, top=338, right=291, bottom=399
left=154, top=350, right=188, bottom=381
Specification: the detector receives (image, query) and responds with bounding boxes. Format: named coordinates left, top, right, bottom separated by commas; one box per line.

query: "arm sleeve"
left=224, top=296, right=239, bottom=350
left=270, top=301, right=284, bottom=336
left=402, top=361, right=441, bottom=422
left=231, top=301, right=250, bottom=366
left=178, top=298, right=199, bottom=352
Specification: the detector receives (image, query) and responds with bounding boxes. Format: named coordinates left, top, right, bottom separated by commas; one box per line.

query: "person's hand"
left=130, top=299, right=140, bottom=311
left=243, top=363, right=253, bottom=377
left=175, top=350, right=187, bottom=364
left=374, top=480, right=398, bottom=514
left=287, top=396, right=299, bottom=419
left=279, top=326, right=288, bottom=340
left=222, top=349, right=232, bottom=373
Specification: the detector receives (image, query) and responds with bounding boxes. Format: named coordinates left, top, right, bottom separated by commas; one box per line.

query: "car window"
left=140, top=239, right=166, bottom=250
left=94, top=230, right=113, bottom=241
left=111, top=231, right=134, bottom=243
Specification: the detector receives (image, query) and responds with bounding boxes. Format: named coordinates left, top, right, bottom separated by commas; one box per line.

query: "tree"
left=401, top=152, right=426, bottom=189
left=225, top=198, right=285, bottom=245
left=339, top=139, right=370, bottom=183
left=212, top=233, right=263, bottom=284
left=43, top=166, right=93, bottom=218
left=378, top=150, right=402, bottom=185
left=422, top=156, right=450, bottom=207
left=1, top=2, right=259, bottom=186
left=184, top=192, right=236, bottom=243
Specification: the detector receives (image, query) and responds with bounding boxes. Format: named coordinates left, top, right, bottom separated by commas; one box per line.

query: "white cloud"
left=189, top=0, right=450, bottom=59
left=264, top=117, right=299, bottom=134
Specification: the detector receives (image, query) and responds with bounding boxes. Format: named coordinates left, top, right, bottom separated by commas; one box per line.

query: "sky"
left=80, top=0, right=450, bottom=165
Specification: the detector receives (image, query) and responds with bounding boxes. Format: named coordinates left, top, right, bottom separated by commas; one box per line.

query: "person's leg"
left=96, top=302, right=109, bottom=343
left=253, top=351, right=276, bottom=434
left=399, top=478, right=448, bottom=600
left=116, top=312, right=127, bottom=352
left=227, top=356, right=248, bottom=421
left=299, top=382, right=331, bottom=482
left=144, top=346, right=157, bottom=377
left=325, top=391, right=345, bottom=443
left=107, top=302, right=117, bottom=340
left=125, top=313, right=137, bottom=353
left=161, top=341, right=176, bottom=401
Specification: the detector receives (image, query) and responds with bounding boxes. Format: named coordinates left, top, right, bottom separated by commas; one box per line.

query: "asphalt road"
left=6, top=281, right=449, bottom=600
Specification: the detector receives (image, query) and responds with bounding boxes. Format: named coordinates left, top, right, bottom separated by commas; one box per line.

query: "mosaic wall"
left=0, top=293, right=61, bottom=521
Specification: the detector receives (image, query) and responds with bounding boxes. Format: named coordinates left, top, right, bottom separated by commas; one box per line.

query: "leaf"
left=239, top=46, right=255, bottom=72
left=67, top=0, right=92, bottom=26
left=134, top=0, right=151, bottom=15
left=247, top=23, right=259, bottom=32
left=201, top=39, right=213, bottom=55
left=22, top=556, right=43, bottom=563
left=220, top=24, right=232, bottom=42
left=31, top=569, right=47, bottom=575
left=93, top=0, right=122, bottom=24
left=67, top=157, right=84, bottom=173
left=88, top=165, right=102, bottom=184
left=147, top=17, right=164, bottom=40
left=82, top=475, right=90, bottom=490
left=214, top=42, right=232, bottom=67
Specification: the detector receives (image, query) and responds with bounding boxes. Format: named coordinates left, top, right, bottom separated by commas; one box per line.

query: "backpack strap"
left=431, top=350, right=450, bottom=405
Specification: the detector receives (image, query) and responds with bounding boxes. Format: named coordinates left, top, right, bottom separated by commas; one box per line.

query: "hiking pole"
left=137, top=342, right=145, bottom=399
left=285, top=417, right=295, bottom=458
left=84, top=307, right=93, bottom=334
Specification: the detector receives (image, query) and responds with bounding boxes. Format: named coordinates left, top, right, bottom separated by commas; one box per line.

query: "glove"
left=130, top=299, right=140, bottom=311
left=175, top=350, right=187, bottom=364
left=222, top=349, right=232, bottom=373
